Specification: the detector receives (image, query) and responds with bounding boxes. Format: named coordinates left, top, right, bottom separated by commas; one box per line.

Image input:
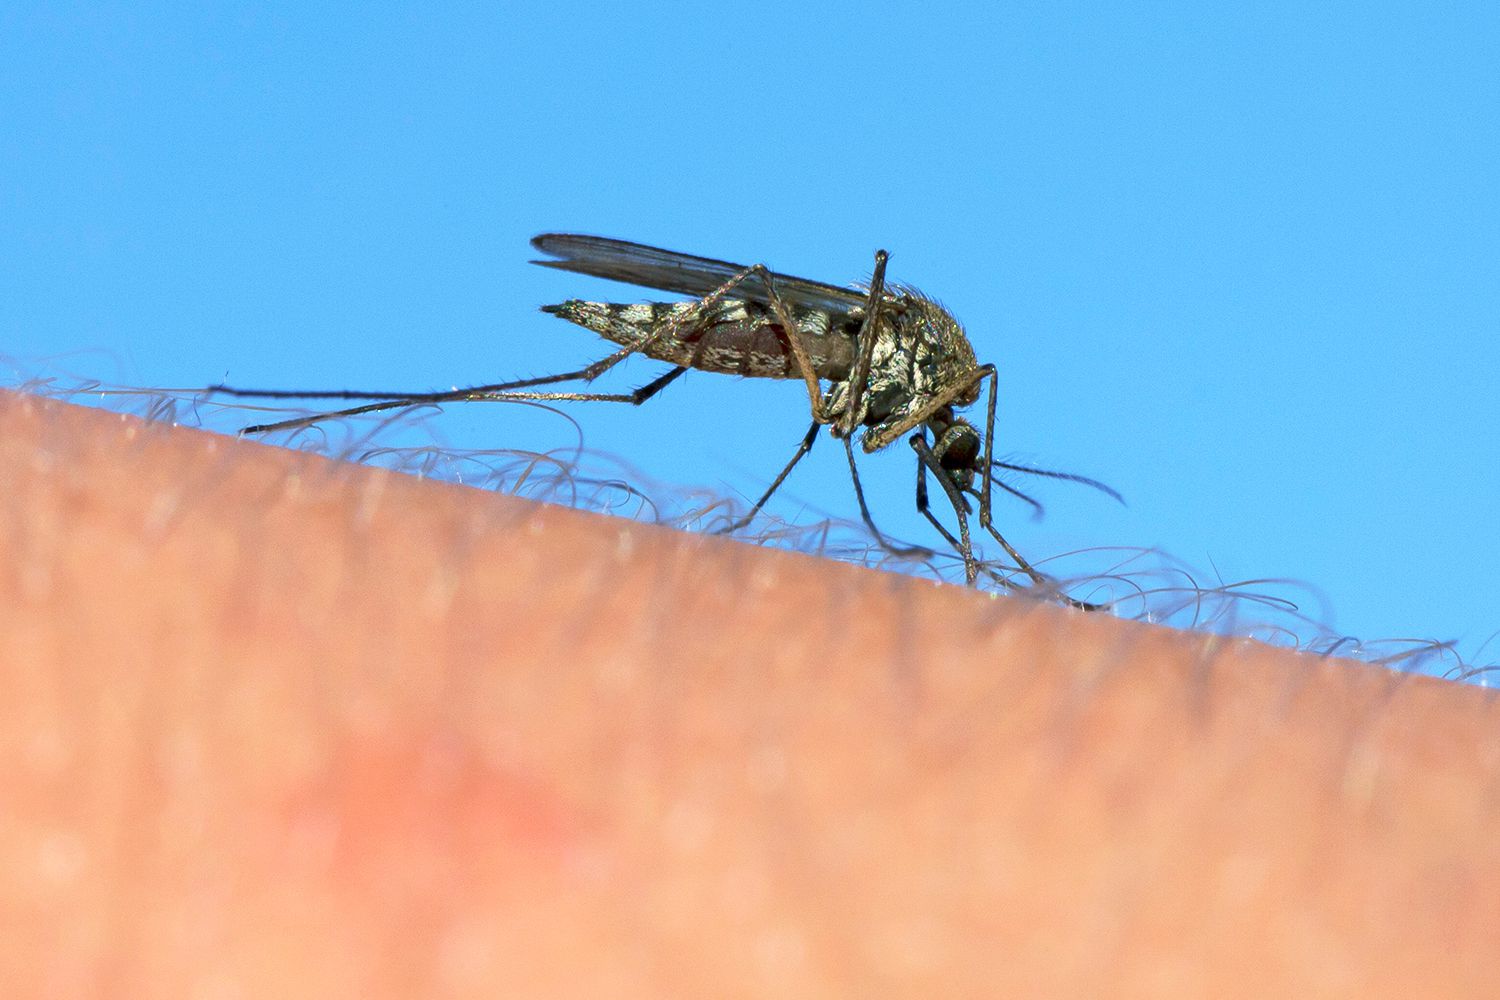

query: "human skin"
left=2, top=391, right=1498, bottom=998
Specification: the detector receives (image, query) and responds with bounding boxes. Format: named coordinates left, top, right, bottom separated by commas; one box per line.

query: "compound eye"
left=862, top=383, right=903, bottom=426
left=939, top=426, right=981, bottom=471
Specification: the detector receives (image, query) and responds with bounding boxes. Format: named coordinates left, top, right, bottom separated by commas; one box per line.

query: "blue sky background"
left=3, top=2, right=1496, bottom=673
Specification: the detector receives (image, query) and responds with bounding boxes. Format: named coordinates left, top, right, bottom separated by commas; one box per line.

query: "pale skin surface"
left=3, top=391, right=1499, bottom=998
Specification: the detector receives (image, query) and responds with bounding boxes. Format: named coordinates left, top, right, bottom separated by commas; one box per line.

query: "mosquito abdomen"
left=543, top=300, right=854, bottom=381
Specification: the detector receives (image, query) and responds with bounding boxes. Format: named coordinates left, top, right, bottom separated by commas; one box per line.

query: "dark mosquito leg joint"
left=628, top=366, right=687, bottom=405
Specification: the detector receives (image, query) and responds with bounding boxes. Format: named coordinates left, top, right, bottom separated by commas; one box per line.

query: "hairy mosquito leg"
left=715, top=421, right=821, bottom=535
left=241, top=366, right=688, bottom=435
left=622, top=365, right=689, bottom=402
left=974, top=480, right=1106, bottom=607
left=976, top=520, right=1047, bottom=588
left=212, top=360, right=674, bottom=407
left=236, top=363, right=643, bottom=434
left=978, top=524, right=1105, bottom=611
left=936, top=371, right=1104, bottom=611
left=962, top=366, right=1052, bottom=590
left=843, top=436, right=929, bottom=558
left=236, top=252, right=806, bottom=434
left=910, top=433, right=1014, bottom=591
left=908, top=433, right=979, bottom=584
left=726, top=250, right=896, bottom=445
left=837, top=250, right=889, bottom=437
left=403, top=366, right=690, bottom=410
left=980, top=531, right=1105, bottom=611
left=240, top=393, right=502, bottom=435
left=744, top=267, right=839, bottom=427
left=567, top=260, right=845, bottom=430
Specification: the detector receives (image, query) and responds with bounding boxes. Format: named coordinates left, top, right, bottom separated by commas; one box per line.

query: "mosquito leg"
left=966, top=369, right=1101, bottom=611
left=837, top=250, right=889, bottom=437
left=240, top=391, right=516, bottom=434
left=241, top=366, right=688, bottom=435
left=910, top=433, right=967, bottom=552
left=966, top=367, right=1046, bottom=588
left=842, top=436, right=929, bottom=558
left=911, top=434, right=1049, bottom=593
left=554, top=259, right=848, bottom=431
left=908, top=447, right=1031, bottom=594
left=977, top=494, right=1060, bottom=592
left=398, top=366, right=691, bottom=411
left=621, top=365, right=688, bottom=403
left=715, top=421, right=821, bottom=535
left=908, top=433, right=979, bottom=584
left=718, top=259, right=889, bottom=430
left=211, top=361, right=664, bottom=405
left=234, top=253, right=804, bottom=432
left=565, top=260, right=841, bottom=429
left=977, top=516, right=1103, bottom=612
left=610, top=261, right=842, bottom=409
left=977, top=522, right=1047, bottom=587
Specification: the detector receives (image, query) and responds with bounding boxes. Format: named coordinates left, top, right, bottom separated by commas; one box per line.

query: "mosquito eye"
left=939, top=428, right=981, bottom=470
left=862, top=383, right=902, bottom=425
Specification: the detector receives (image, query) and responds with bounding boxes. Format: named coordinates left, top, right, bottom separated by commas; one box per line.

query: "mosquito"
left=207, top=234, right=1120, bottom=608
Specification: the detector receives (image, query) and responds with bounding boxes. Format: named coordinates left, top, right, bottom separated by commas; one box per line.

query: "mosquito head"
left=925, top=406, right=984, bottom=489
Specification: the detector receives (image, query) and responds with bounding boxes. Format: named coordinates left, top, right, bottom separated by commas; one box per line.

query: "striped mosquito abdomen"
left=543, top=300, right=855, bottom=381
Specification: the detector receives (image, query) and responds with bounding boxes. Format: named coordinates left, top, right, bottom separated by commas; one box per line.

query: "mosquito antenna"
left=991, top=459, right=1126, bottom=506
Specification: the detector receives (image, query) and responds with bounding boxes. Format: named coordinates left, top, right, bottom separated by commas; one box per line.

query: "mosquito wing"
left=531, top=234, right=870, bottom=316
